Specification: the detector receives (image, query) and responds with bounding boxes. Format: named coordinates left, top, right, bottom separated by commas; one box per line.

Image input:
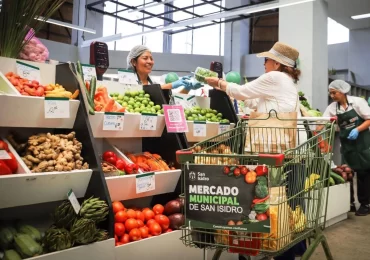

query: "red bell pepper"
left=2, top=152, right=18, bottom=173
left=0, top=161, right=12, bottom=175
left=124, top=163, right=134, bottom=174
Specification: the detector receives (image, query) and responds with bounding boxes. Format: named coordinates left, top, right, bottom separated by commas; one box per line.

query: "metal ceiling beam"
left=128, top=0, right=176, bottom=14
left=198, top=0, right=227, bottom=10
left=57, top=9, right=72, bottom=38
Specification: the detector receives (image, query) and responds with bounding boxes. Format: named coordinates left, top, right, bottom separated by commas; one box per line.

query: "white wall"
left=328, top=42, right=348, bottom=70
left=40, top=39, right=78, bottom=63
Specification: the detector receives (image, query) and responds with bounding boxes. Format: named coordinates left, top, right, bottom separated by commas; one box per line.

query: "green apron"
left=337, top=103, right=370, bottom=170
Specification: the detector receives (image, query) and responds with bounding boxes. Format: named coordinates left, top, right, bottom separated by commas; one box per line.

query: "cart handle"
left=241, top=116, right=336, bottom=122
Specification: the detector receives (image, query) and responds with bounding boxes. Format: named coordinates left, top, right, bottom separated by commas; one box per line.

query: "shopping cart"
left=176, top=112, right=336, bottom=260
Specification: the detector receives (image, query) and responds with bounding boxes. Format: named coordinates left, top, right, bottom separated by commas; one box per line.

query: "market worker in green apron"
left=323, top=80, right=370, bottom=216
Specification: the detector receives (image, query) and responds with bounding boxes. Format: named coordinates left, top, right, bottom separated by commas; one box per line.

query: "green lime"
left=217, top=113, right=223, bottom=118
left=125, top=91, right=132, bottom=97
left=154, top=105, right=161, bottom=111
left=144, top=94, right=150, bottom=98
left=123, top=96, right=129, bottom=101
left=122, top=102, right=128, bottom=107
left=128, top=100, right=135, bottom=106
left=188, top=116, right=194, bottom=121
left=212, top=109, right=218, bottom=114
left=139, top=90, right=145, bottom=95
left=149, top=101, right=154, bottom=106
left=112, top=97, right=118, bottom=100
left=142, top=100, right=149, bottom=105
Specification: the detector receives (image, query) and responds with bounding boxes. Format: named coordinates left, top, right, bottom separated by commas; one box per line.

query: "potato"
left=194, top=145, right=202, bottom=152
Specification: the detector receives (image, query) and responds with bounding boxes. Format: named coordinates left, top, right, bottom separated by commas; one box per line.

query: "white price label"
left=16, top=61, right=40, bottom=82
left=136, top=172, right=155, bottom=193
left=44, top=98, right=70, bottom=118
left=193, top=122, right=206, bottom=137
left=81, top=64, right=96, bottom=81
left=118, top=69, right=137, bottom=84
left=0, top=150, right=11, bottom=160
left=103, top=113, right=124, bottom=131
left=67, top=189, right=81, bottom=214
left=186, top=96, right=198, bottom=108
left=140, top=114, right=157, bottom=130
left=218, top=124, right=230, bottom=134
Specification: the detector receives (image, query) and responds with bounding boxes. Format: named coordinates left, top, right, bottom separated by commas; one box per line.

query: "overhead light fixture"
left=81, top=0, right=315, bottom=47
left=35, top=16, right=96, bottom=34
left=351, top=13, right=370, bottom=20
left=128, top=0, right=176, bottom=14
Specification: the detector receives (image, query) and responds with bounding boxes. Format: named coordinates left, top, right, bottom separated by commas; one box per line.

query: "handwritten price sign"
left=140, top=113, right=158, bottom=130
left=44, top=97, right=70, bottom=118
left=193, top=122, right=207, bottom=137
left=218, top=123, right=230, bottom=134
left=136, top=172, right=155, bottom=193
left=118, top=69, right=137, bottom=84
left=81, top=64, right=97, bottom=81
left=103, top=113, right=124, bottom=131
left=16, top=61, right=40, bottom=82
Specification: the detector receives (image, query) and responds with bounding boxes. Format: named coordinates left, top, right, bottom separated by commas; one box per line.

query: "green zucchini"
left=330, top=171, right=345, bottom=184
left=89, top=76, right=97, bottom=101
left=17, top=225, right=41, bottom=242
left=3, top=249, right=22, bottom=260
left=0, top=226, right=17, bottom=250
left=14, top=234, right=42, bottom=258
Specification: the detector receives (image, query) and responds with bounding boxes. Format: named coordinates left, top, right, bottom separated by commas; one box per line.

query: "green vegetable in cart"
left=330, top=171, right=345, bottom=184
left=42, top=226, right=73, bottom=253
left=329, top=177, right=335, bottom=186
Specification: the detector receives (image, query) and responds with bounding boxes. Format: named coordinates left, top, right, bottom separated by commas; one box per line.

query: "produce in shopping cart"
left=193, top=67, right=218, bottom=84
left=332, top=164, right=354, bottom=182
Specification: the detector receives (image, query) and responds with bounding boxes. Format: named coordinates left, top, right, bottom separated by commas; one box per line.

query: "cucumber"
left=89, top=76, right=97, bottom=101
left=14, top=234, right=42, bottom=258
left=330, top=171, right=345, bottom=184
left=17, top=225, right=41, bottom=242
left=3, top=249, right=22, bottom=260
left=329, top=177, right=335, bottom=186
left=0, top=226, right=17, bottom=250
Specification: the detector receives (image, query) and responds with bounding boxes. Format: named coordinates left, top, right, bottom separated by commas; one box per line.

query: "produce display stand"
left=0, top=58, right=114, bottom=260
left=176, top=116, right=336, bottom=260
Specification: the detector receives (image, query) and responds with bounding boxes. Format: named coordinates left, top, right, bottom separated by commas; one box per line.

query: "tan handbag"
left=245, top=97, right=298, bottom=154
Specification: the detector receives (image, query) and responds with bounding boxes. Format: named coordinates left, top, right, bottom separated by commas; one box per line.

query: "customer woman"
left=205, top=42, right=307, bottom=260
left=126, top=45, right=201, bottom=92
left=322, top=80, right=370, bottom=216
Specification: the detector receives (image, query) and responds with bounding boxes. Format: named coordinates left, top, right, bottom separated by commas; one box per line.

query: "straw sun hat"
left=257, top=42, right=299, bottom=68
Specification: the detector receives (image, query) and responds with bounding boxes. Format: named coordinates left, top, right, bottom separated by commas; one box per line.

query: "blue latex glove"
left=183, top=76, right=204, bottom=91
left=171, top=79, right=188, bottom=89
left=347, top=128, right=359, bottom=140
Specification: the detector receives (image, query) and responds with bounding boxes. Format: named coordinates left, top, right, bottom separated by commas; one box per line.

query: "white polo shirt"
left=323, top=95, right=370, bottom=120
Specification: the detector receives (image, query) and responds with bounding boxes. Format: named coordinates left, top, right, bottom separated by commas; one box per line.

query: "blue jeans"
left=274, top=240, right=307, bottom=260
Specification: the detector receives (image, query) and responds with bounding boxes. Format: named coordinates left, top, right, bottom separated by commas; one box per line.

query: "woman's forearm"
left=161, top=83, right=173, bottom=90
left=357, top=119, right=370, bottom=132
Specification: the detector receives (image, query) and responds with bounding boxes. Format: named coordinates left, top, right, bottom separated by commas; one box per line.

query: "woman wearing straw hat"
left=205, top=42, right=307, bottom=260
left=322, top=80, right=370, bottom=216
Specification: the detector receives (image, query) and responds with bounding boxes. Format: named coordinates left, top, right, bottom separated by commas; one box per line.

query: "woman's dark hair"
left=279, top=64, right=301, bottom=83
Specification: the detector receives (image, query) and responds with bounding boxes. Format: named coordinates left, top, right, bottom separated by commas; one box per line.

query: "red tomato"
left=125, top=218, right=138, bottom=232
left=142, top=207, right=151, bottom=213
left=116, top=242, right=124, bottom=246
left=240, top=166, right=249, bottom=175
left=112, top=201, right=125, bottom=214
left=146, top=219, right=157, bottom=227
left=154, top=214, right=170, bottom=231
left=120, top=233, right=130, bottom=244
left=137, top=219, right=144, bottom=228
left=115, top=210, right=128, bottom=223
left=152, top=204, right=164, bottom=215
left=143, top=209, right=155, bottom=221
left=126, top=209, right=137, bottom=219
left=114, top=223, right=125, bottom=236
left=139, top=227, right=149, bottom=238
left=115, top=159, right=126, bottom=171
left=115, top=235, right=118, bottom=242
left=255, top=165, right=268, bottom=176
left=165, top=228, right=173, bottom=233
left=124, top=163, right=134, bottom=174
left=149, top=222, right=162, bottom=236
left=129, top=228, right=141, bottom=241
left=147, top=234, right=153, bottom=238
left=136, top=211, right=145, bottom=222
left=105, top=156, right=117, bottom=165
left=103, top=151, right=117, bottom=162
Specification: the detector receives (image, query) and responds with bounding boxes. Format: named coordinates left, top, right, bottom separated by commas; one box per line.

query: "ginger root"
left=23, top=131, right=89, bottom=173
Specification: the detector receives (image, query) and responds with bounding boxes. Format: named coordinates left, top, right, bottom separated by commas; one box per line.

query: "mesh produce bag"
left=18, top=28, right=49, bottom=62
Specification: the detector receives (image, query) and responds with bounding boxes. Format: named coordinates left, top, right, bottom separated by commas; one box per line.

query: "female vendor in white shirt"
left=205, top=42, right=307, bottom=260
left=323, top=80, right=370, bottom=216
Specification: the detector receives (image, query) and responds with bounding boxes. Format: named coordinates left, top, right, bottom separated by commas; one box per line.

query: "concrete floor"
left=312, top=213, right=370, bottom=260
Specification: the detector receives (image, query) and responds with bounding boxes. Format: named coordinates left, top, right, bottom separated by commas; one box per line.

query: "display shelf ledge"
left=185, top=121, right=236, bottom=143
left=89, top=112, right=166, bottom=138
left=0, top=95, right=80, bottom=129
left=105, top=169, right=181, bottom=201
left=0, top=169, right=93, bottom=209
left=29, top=238, right=115, bottom=260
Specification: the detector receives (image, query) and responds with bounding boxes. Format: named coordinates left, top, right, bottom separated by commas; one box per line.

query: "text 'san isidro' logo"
left=189, top=171, right=196, bottom=181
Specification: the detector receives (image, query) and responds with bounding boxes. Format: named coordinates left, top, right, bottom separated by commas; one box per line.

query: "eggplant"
left=168, top=213, right=185, bottom=230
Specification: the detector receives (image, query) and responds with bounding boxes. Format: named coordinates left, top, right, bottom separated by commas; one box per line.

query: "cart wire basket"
left=176, top=111, right=336, bottom=260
